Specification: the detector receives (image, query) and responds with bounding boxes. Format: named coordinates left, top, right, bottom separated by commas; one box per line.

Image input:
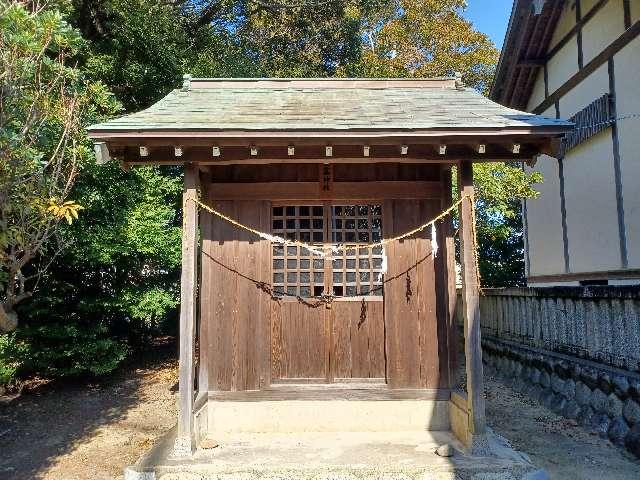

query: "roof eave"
left=490, top=0, right=565, bottom=109
left=87, top=126, right=573, bottom=141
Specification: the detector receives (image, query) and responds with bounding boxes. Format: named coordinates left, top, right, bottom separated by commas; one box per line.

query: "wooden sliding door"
left=269, top=203, right=386, bottom=383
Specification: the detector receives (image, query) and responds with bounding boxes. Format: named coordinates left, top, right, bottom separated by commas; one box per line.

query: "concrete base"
left=126, top=428, right=544, bottom=480
left=208, top=400, right=450, bottom=436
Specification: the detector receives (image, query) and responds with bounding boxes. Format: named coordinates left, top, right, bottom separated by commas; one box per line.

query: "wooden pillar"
left=457, top=160, right=487, bottom=449
left=175, top=163, right=200, bottom=456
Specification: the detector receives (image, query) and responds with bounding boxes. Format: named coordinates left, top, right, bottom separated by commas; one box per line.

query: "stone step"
left=125, top=430, right=546, bottom=480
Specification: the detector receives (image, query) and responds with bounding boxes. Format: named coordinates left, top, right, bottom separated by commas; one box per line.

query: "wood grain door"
left=269, top=203, right=386, bottom=383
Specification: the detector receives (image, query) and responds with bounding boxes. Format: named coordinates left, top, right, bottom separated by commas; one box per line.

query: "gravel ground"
left=1, top=342, right=639, bottom=479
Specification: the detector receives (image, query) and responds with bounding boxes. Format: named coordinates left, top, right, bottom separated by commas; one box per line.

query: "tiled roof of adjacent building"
left=88, top=77, right=572, bottom=135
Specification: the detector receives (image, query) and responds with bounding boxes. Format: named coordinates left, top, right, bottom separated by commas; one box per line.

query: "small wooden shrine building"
left=88, top=77, right=571, bottom=455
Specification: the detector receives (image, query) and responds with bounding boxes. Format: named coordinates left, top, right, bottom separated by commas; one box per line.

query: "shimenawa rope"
left=184, top=194, right=483, bottom=302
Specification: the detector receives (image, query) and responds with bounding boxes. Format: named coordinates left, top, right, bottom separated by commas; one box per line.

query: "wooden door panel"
left=384, top=199, right=441, bottom=389
left=271, top=302, right=328, bottom=381
left=331, top=300, right=385, bottom=380
left=205, top=199, right=271, bottom=391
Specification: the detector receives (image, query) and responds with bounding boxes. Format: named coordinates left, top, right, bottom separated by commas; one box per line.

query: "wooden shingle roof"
left=88, top=78, right=572, bottom=136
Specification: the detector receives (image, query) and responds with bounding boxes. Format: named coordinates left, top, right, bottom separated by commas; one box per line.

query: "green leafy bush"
left=7, top=163, right=182, bottom=379
left=0, top=335, right=19, bottom=386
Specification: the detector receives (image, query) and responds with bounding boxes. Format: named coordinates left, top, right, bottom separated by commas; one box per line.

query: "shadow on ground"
left=0, top=338, right=177, bottom=480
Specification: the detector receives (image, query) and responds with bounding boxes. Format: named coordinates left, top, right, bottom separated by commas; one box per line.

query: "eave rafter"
left=96, top=136, right=559, bottom=167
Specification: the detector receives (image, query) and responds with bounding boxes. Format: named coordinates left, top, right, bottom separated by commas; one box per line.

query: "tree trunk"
left=0, top=304, right=18, bottom=333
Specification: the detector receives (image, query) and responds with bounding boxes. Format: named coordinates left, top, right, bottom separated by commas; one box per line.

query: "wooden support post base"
left=172, top=435, right=195, bottom=457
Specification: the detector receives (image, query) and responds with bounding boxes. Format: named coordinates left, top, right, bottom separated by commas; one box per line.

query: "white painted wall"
left=632, top=0, right=640, bottom=23
left=546, top=41, right=579, bottom=94
left=614, top=36, right=640, bottom=268
left=548, top=1, right=576, bottom=50
left=521, top=2, right=639, bottom=283
left=525, top=152, right=566, bottom=277
left=527, top=69, right=547, bottom=112
left=562, top=131, right=621, bottom=273
left=558, top=61, right=609, bottom=118
left=582, top=0, right=626, bottom=64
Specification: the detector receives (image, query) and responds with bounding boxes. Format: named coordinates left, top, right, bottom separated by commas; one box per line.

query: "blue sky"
left=462, top=0, right=514, bottom=49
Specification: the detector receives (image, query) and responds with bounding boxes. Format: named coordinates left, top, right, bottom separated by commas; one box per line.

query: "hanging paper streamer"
left=258, top=232, right=326, bottom=257
left=377, top=246, right=388, bottom=283
left=431, top=223, right=438, bottom=258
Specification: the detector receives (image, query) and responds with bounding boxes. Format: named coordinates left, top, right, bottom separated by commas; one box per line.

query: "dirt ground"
left=1, top=344, right=639, bottom=480
left=0, top=340, right=178, bottom=480
left=484, top=370, right=640, bottom=479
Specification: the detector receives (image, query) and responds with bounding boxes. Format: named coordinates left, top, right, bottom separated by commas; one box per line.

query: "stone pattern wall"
left=476, top=286, right=640, bottom=373
left=483, top=337, right=640, bottom=458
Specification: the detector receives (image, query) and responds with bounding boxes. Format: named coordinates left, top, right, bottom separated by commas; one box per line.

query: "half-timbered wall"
left=198, top=163, right=452, bottom=392
left=522, top=0, right=640, bottom=285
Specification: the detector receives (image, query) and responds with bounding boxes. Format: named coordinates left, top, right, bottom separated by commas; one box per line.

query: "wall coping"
left=479, top=285, right=640, bottom=300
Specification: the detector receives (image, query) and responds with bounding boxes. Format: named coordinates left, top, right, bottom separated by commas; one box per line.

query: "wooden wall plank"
left=198, top=178, right=212, bottom=395
left=418, top=200, right=440, bottom=389
left=384, top=199, right=441, bottom=389
left=209, top=200, right=236, bottom=391
left=385, top=200, right=420, bottom=388
left=330, top=301, right=385, bottom=379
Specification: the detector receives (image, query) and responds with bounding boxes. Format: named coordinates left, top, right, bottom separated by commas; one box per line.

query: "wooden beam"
left=528, top=268, right=640, bottom=284
left=175, top=163, right=200, bottom=456
left=207, top=181, right=443, bottom=201
left=608, top=58, right=628, bottom=269
left=457, top=160, right=487, bottom=452
left=576, top=0, right=584, bottom=69
left=207, top=386, right=451, bottom=401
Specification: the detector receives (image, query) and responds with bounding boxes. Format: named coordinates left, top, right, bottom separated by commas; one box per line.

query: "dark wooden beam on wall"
left=175, top=163, right=200, bottom=456
left=608, top=58, right=628, bottom=269
left=457, top=160, right=487, bottom=450
left=534, top=19, right=640, bottom=114
left=576, top=0, right=584, bottom=69
left=546, top=0, right=609, bottom=61
left=558, top=158, right=571, bottom=273
left=528, top=268, right=640, bottom=284
left=623, top=0, right=631, bottom=29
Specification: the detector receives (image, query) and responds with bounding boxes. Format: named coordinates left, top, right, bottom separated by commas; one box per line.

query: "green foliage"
left=3, top=164, right=182, bottom=380
left=0, top=0, right=119, bottom=331
left=0, top=335, right=18, bottom=385
left=473, top=163, right=542, bottom=287
left=345, top=0, right=499, bottom=91
left=0, top=321, right=127, bottom=378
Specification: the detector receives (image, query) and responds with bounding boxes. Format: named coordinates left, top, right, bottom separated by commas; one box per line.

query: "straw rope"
left=185, top=193, right=483, bottom=296
left=187, top=195, right=470, bottom=254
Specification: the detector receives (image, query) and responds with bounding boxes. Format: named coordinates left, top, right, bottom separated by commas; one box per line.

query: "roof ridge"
left=181, top=77, right=461, bottom=91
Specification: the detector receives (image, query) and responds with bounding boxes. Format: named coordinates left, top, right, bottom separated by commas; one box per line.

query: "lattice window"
left=271, top=204, right=384, bottom=299
left=331, top=205, right=384, bottom=297
left=272, top=206, right=325, bottom=297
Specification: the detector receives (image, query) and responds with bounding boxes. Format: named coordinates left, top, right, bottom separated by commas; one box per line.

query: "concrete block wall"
left=459, top=286, right=640, bottom=458
left=471, top=286, right=640, bottom=372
